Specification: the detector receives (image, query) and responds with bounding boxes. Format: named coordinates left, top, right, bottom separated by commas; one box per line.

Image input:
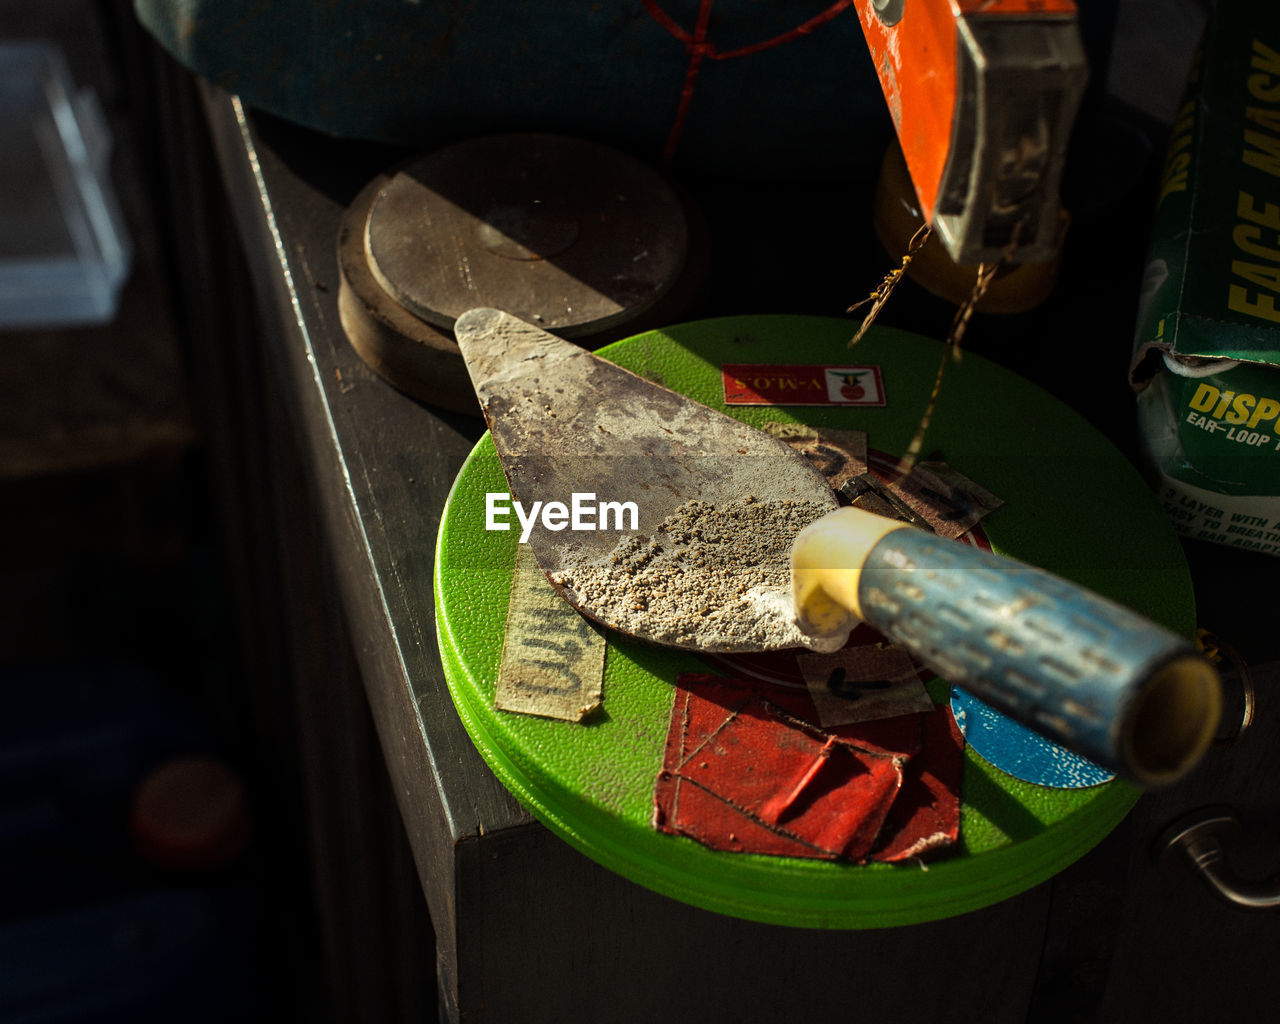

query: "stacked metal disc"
left=338, top=134, right=704, bottom=413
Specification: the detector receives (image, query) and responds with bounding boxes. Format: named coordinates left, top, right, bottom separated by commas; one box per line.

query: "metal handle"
left=1158, top=807, right=1280, bottom=911
left=856, top=526, right=1221, bottom=785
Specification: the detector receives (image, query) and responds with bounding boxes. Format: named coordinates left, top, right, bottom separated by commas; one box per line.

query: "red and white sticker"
left=721, top=363, right=887, bottom=406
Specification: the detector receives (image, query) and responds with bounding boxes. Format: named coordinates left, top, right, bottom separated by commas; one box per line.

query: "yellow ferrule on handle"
left=791, top=507, right=912, bottom=638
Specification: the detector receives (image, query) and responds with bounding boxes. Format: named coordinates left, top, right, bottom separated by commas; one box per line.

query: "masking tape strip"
left=496, top=544, right=605, bottom=721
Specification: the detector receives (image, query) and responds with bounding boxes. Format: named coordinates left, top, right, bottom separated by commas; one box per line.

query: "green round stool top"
left=434, top=315, right=1193, bottom=929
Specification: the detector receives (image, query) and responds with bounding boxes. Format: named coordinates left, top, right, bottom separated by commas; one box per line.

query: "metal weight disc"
left=365, top=134, right=690, bottom=336
left=337, top=172, right=478, bottom=413
left=338, top=134, right=701, bottom=411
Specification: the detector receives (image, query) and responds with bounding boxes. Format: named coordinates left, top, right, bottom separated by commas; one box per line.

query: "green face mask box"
left=1131, top=7, right=1280, bottom=557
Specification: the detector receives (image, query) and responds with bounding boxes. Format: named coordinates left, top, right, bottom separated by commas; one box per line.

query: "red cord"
left=642, top=0, right=856, bottom=164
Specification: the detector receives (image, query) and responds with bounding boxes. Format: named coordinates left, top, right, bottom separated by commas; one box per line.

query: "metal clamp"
left=1158, top=807, right=1280, bottom=911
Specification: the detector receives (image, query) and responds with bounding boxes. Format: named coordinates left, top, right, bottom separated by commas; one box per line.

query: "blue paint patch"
left=950, top=688, right=1114, bottom=789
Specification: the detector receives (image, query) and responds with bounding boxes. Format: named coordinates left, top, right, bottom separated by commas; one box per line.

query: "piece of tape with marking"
left=796, top=643, right=933, bottom=728
left=496, top=544, right=605, bottom=721
left=886, top=459, right=1004, bottom=540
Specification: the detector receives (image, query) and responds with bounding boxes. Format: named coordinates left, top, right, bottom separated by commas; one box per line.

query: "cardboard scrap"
left=841, top=472, right=935, bottom=531
left=888, top=459, right=1004, bottom=540
left=796, top=643, right=934, bottom=728
left=761, top=423, right=869, bottom=494
left=766, top=423, right=1002, bottom=540
left=495, top=545, right=604, bottom=721
left=654, top=673, right=964, bottom=863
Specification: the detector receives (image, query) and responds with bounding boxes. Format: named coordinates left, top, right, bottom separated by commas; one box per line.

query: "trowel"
left=453, top=307, right=1221, bottom=785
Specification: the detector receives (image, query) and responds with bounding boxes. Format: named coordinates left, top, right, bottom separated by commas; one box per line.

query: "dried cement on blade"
left=551, top=497, right=840, bottom=652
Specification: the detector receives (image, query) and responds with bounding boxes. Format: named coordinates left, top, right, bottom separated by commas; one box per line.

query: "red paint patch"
left=871, top=704, right=965, bottom=863
left=654, top=673, right=963, bottom=863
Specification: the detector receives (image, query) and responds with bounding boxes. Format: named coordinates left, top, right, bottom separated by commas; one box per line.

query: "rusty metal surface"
left=454, top=307, right=838, bottom=650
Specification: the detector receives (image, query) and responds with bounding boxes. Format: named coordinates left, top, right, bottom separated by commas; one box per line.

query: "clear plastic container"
left=0, top=42, right=131, bottom=328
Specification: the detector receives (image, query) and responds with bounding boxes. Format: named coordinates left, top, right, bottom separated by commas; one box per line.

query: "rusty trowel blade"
left=454, top=308, right=840, bottom=652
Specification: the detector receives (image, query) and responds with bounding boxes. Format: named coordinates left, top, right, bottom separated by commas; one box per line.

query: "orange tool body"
left=852, top=0, right=1086, bottom=265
